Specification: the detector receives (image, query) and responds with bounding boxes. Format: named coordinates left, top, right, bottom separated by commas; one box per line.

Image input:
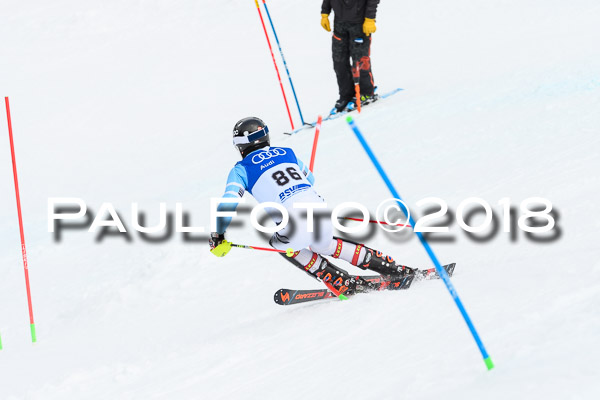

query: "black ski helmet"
left=232, top=117, right=270, bottom=158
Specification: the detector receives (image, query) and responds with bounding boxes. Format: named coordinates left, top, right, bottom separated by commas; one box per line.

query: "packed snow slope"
left=1, top=0, right=599, bottom=398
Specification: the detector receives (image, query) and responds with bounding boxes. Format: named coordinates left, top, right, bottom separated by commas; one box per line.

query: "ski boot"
left=358, top=248, right=416, bottom=290
left=332, top=97, right=353, bottom=114
left=315, top=259, right=377, bottom=296
left=348, top=87, right=379, bottom=111
left=360, top=93, right=379, bottom=106
left=345, top=97, right=357, bottom=111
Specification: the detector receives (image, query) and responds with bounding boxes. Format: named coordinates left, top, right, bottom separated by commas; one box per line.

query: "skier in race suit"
left=209, top=117, right=414, bottom=295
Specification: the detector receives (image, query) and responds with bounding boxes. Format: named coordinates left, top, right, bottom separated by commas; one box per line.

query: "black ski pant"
left=332, top=21, right=375, bottom=101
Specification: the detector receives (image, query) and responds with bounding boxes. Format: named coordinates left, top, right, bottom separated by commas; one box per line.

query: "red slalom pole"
left=322, top=279, right=349, bottom=301
left=253, top=0, right=295, bottom=130
left=5, top=97, right=37, bottom=343
left=353, top=63, right=362, bottom=113
left=340, top=216, right=412, bottom=228
left=309, top=115, right=322, bottom=172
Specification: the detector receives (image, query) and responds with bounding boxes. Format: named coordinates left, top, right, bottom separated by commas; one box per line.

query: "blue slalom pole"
left=261, top=0, right=306, bottom=125
left=346, top=116, right=494, bottom=371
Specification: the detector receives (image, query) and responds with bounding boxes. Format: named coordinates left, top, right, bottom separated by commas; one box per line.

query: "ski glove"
left=210, top=232, right=232, bottom=257
left=321, top=14, right=331, bottom=32
left=363, top=18, right=376, bottom=36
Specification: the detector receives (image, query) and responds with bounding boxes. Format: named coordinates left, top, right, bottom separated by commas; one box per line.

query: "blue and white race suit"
left=216, top=146, right=333, bottom=253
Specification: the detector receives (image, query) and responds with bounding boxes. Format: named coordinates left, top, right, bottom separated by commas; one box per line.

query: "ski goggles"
left=232, top=126, right=269, bottom=145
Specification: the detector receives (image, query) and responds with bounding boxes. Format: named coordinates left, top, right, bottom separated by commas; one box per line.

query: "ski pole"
left=231, top=243, right=294, bottom=257
left=339, top=216, right=412, bottom=228
left=346, top=115, right=494, bottom=371
left=353, top=63, right=362, bottom=113
left=253, top=0, right=295, bottom=130
left=5, top=97, right=37, bottom=343
left=309, top=115, right=322, bottom=172
left=261, top=0, right=306, bottom=125
left=0, top=332, right=3, bottom=350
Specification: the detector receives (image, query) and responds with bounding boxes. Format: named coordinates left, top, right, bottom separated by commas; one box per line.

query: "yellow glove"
left=363, top=18, right=376, bottom=36
left=211, top=241, right=231, bottom=257
left=209, top=233, right=232, bottom=257
left=211, top=240, right=231, bottom=257
left=321, top=14, right=331, bottom=32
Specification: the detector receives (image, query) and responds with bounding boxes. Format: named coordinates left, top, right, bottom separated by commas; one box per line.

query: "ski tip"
left=339, top=294, right=349, bottom=301
left=274, top=289, right=290, bottom=305
left=446, top=263, right=457, bottom=277
left=484, top=357, right=495, bottom=371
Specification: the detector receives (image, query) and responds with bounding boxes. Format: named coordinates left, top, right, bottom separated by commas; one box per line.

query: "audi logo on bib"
left=251, top=148, right=287, bottom=164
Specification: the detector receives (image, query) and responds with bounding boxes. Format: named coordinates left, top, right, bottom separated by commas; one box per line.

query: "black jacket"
left=321, top=0, right=380, bottom=23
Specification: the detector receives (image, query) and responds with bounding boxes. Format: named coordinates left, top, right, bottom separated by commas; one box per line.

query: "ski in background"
left=283, top=88, right=403, bottom=135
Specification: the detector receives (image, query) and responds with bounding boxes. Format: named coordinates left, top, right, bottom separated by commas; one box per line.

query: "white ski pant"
left=270, top=190, right=333, bottom=254
left=270, top=191, right=367, bottom=275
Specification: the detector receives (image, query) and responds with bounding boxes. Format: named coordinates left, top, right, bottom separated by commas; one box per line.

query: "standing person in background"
left=320, top=0, right=380, bottom=113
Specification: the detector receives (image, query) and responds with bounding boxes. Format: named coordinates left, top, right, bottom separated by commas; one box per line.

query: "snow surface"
left=1, top=0, right=600, bottom=398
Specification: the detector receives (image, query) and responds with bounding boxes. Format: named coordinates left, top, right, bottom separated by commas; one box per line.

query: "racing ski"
left=274, top=263, right=456, bottom=306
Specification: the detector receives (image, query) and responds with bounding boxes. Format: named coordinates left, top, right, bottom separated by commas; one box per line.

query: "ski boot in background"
left=345, top=97, right=357, bottom=111
left=347, top=86, right=379, bottom=111
left=331, top=96, right=354, bottom=114
left=360, top=92, right=379, bottom=106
